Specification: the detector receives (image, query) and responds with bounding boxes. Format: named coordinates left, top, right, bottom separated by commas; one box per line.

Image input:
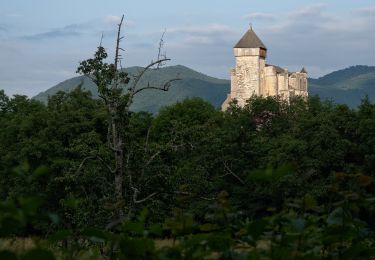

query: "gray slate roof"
left=234, top=28, right=267, bottom=49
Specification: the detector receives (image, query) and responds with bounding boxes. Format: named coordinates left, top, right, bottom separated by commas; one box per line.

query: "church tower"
left=222, top=27, right=267, bottom=109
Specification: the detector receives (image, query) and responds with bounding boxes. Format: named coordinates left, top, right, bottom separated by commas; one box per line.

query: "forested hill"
left=33, top=65, right=375, bottom=111
left=33, top=65, right=230, bottom=113
left=309, top=65, right=375, bottom=107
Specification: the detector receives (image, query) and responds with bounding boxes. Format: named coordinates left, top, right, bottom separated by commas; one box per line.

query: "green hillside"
left=33, top=65, right=230, bottom=113
left=308, top=65, right=375, bottom=107
left=33, top=65, right=375, bottom=111
left=309, top=65, right=375, bottom=89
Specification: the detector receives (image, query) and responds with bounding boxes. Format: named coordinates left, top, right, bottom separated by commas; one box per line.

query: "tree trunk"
left=111, top=105, right=124, bottom=218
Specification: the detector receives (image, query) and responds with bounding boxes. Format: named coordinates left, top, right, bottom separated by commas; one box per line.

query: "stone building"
left=222, top=27, right=308, bottom=110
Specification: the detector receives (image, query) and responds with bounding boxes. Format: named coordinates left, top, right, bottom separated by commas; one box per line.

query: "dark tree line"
left=1, top=86, right=375, bottom=258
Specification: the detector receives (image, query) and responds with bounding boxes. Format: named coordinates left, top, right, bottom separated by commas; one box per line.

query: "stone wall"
left=234, top=56, right=261, bottom=106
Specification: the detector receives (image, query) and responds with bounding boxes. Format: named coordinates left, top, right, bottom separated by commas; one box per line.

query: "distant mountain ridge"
left=308, top=65, right=375, bottom=107
left=33, top=65, right=230, bottom=113
left=309, top=65, right=375, bottom=90
left=33, top=65, right=375, bottom=111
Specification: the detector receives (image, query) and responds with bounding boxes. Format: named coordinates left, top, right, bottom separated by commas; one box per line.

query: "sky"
left=1, top=0, right=375, bottom=97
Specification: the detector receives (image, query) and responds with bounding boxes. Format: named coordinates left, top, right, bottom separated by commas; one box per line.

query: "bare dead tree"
left=77, top=15, right=181, bottom=220
left=156, top=30, right=166, bottom=69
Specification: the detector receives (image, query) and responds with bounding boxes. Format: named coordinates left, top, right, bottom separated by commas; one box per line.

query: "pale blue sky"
left=1, top=0, right=375, bottom=96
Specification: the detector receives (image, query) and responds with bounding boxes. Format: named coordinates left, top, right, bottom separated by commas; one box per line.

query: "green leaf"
left=119, top=238, right=155, bottom=258
left=62, top=194, right=79, bottom=209
left=0, top=251, right=17, bottom=260
left=33, top=165, right=49, bottom=178
left=47, top=213, right=59, bottom=224
left=247, top=164, right=293, bottom=183
left=289, top=218, right=305, bottom=233
left=123, top=222, right=144, bottom=235
left=22, top=249, right=55, bottom=260
left=327, top=207, right=344, bottom=226
left=138, top=208, right=149, bottom=223
left=0, top=217, right=22, bottom=236
left=303, top=194, right=317, bottom=210
left=365, top=197, right=375, bottom=203
left=82, top=228, right=108, bottom=243
left=149, top=224, right=163, bottom=236
left=200, top=223, right=218, bottom=232
left=48, top=229, right=72, bottom=242
left=248, top=219, right=268, bottom=241
left=19, top=197, right=42, bottom=214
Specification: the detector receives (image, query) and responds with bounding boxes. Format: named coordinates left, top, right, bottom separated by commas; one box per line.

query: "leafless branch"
left=76, top=156, right=95, bottom=174
left=76, top=154, right=116, bottom=175
left=132, top=78, right=181, bottom=96
left=106, top=218, right=124, bottom=230
left=146, top=151, right=161, bottom=166
left=156, top=30, right=166, bottom=69
left=96, top=156, right=116, bottom=173
left=114, top=15, right=125, bottom=73
left=172, top=191, right=216, bottom=201
left=129, top=58, right=171, bottom=93
left=223, top=162, right=245, bottom=185
left=132, top=186, right=159, bottom=204
left=144, top=128, right=151, bottom=154
left=99, top=32, right=104, bottom=47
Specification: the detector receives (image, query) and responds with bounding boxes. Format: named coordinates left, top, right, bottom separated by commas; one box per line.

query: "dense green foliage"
left=1, top=88, right=375, bottom=259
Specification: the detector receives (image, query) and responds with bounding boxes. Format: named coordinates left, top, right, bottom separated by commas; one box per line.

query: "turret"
left=231, top=27, right=267, bottom=104
left=233, top=27, right=267, bottom=58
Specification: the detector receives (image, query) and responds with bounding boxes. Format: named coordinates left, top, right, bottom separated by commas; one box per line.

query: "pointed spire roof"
left=234, top=27, right=267, bottom=49
left=300, top=67, right=307, bottom=73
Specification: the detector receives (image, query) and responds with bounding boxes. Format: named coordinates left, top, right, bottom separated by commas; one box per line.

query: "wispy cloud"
left=166, top=24, right=236, bottom=49
left=168, top=24, right=234, bottom=35
left=102, top=15, right=136, bottom=27
left=20, top=16, right=136, bottom=41
left=4, top=13, right=23, bottom=18
left=355, top=6, right=375, bottom=15
left=0, top=25, right=7, bottom=39
left=288, top=3, right=326, bottom=18
left=22, top=24, right=83, bottom=40
left=257, top=4, right=375, bottom=76
left=243, top=12, right=275, bottom=21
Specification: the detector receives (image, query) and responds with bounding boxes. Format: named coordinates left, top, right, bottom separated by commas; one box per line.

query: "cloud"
left=256, top=4, right=375, bottom=77
left=103, top=15, right=136, bottom=27
left=165, top=24, right=236, bottom=50
left=0, top=25, right=8, bottom=39
left=288, top=3, right=326, bottom=18
left=103, top=15, right=122, bottom=25
left=243, top=12, right=275, bottom=21
left=168, top=24, right=234, bottom=35
left=5, top=13, right=23, bottom=18
left=22, top=24, right=83, bottom=40
left=355, top=6, right=375, bottom=15
left=20, top=16, right=136, bottom=41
